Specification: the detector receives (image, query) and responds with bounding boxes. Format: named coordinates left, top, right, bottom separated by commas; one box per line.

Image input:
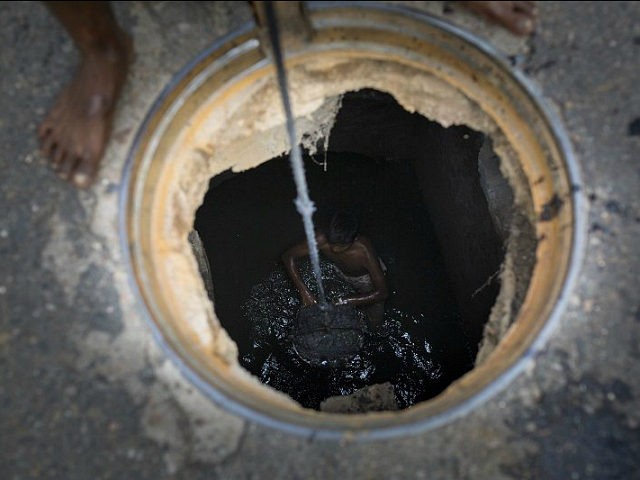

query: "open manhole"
left=121, top=3, right=583, bottom=438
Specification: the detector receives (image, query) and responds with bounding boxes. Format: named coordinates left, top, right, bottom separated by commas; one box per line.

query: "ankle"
left=79, top=27, right=131, bottom=61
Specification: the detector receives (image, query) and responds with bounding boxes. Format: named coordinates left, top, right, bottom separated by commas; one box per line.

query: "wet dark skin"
left=282, top=233, right=388, bottom=309
left=39, top=1, right=132, bottom=188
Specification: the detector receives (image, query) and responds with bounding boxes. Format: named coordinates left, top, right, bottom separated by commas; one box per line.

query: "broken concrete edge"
left=117, top=3, right=584, bottom=435
left=321, top=382, right=400, bottom=413
left=153, top=55, right=534, bottom=410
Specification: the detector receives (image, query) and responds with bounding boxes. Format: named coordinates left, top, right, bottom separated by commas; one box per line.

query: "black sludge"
left=240, top=258, right=472, bottom=410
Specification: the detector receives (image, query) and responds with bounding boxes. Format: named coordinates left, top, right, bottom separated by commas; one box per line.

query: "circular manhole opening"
left=121, top=3, right=584, bottom=439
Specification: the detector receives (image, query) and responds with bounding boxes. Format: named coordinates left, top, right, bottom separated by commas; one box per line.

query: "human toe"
left=52, top=143, right=67, bottom=168
left=40, top=133, right=57, bottom=160
left=38, top=121, right=51, bottom=141
left=57, top=153, right=79, bottom=181
left=512, top=15, right=535, bottom=35
left=72, top=156, right=98, bottom=189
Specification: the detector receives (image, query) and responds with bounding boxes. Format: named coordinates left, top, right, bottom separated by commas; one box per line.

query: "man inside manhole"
left=282, top=211, right=389, bottom=329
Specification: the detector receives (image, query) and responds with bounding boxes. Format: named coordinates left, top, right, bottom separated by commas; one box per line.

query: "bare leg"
left=39, top=2, right=132, bottom=188
left=460, top=1, right=538, bottom=36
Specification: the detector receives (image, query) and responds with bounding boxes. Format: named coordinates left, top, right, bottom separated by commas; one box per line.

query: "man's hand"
left=282, top=241, right=317, bottom=307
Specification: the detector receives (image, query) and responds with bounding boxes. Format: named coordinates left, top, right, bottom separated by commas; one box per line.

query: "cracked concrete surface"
left=1, top=1, right=639, bottom=479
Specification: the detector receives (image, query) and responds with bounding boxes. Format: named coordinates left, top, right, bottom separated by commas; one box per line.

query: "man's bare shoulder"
left=351, top=236, right=378, bottom=259
left=353, top=235, right=374, bottom=250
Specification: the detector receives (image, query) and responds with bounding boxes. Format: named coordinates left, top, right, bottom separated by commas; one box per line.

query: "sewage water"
left=240, top=257, right=473, bottom=410
left=196, top=151, right=477, bottom=410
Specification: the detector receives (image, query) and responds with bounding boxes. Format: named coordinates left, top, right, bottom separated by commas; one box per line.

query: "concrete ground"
left=1, top=1, right=639, bottom=479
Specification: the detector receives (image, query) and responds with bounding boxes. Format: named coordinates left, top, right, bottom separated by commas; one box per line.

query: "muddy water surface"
left=241, top=258, right=473, bottom=410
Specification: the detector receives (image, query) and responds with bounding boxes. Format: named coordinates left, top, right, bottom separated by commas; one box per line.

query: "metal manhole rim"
left=119, top=3, right=586, bottom=441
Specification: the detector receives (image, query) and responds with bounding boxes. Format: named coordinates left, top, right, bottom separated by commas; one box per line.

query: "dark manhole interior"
left=194, top=89, right=513, bottom=412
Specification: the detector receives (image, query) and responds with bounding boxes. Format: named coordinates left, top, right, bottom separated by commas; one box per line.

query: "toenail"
left=74, top=172, right=90, bottom=187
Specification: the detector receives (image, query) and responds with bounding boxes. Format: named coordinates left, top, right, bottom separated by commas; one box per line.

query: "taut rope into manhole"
left=264, top=1, right=327, bottom=307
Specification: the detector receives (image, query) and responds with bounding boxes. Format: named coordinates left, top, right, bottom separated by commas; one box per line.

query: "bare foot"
left=38, top=29, right=132, bottom=188
left=460, top=1, right=538, bottom=36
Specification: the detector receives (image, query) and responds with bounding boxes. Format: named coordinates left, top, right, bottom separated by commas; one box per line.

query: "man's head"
left=327, top=211, right=359, bottom=251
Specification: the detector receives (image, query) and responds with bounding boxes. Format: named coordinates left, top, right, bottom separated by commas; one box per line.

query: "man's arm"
left=281, top=241, right=316, bottom=306
left=340, top=239, right=388, bottom=307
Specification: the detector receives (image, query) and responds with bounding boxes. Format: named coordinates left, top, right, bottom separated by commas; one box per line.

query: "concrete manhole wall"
left=122, top=4, right=580, bottom=437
